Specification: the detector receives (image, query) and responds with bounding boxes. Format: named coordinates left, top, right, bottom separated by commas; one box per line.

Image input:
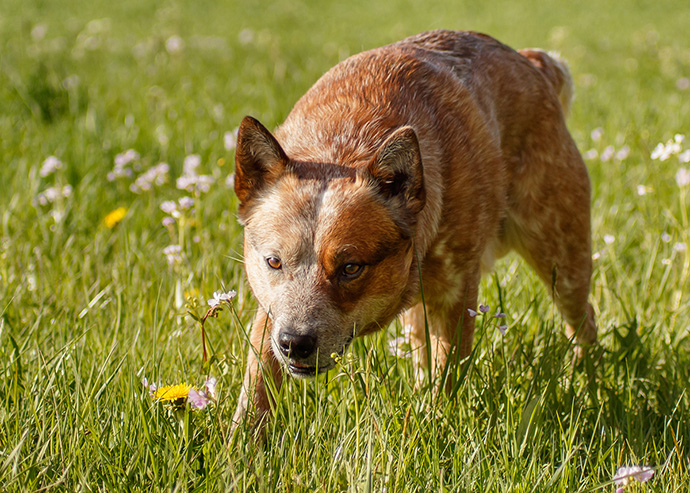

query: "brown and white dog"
left=232, top=30, right=596, bottom=427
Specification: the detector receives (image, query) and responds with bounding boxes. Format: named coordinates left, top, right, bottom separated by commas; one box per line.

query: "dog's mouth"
left=287, top=360, right=330, bottom=376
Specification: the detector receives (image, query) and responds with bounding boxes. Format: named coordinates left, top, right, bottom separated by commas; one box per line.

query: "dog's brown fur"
left=232, top=30, right=596, bottom=427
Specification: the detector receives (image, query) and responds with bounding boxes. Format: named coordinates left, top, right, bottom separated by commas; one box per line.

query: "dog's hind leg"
left=505, top=130, right=596, bottom=349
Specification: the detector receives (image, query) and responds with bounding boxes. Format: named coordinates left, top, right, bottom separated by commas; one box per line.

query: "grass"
left=1, top=0, right=690, bottom=490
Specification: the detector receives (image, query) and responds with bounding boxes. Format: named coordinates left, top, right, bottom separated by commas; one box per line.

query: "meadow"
left=1, top=0, right=690, bottom=490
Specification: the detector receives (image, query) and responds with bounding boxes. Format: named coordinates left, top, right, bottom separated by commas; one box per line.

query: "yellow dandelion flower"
left=104, top=207, right=127, bottom=228
left=154, top=383, right=192, bottom=403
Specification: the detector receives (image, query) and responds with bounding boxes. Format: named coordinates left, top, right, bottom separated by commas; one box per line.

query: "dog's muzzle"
left=272, top=332, right=353, bottom=377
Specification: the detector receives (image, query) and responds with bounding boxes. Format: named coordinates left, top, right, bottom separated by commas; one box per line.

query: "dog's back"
left=276, top=30, right=570, bottom=168
left=274, top=30, right=587, bottom=272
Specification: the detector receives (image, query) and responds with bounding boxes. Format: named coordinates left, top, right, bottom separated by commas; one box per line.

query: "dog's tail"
left=518, top=49, right=574, bottom=118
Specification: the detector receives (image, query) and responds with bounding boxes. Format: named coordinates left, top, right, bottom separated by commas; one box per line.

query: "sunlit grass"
left=1, top=0, right=689, bottom=491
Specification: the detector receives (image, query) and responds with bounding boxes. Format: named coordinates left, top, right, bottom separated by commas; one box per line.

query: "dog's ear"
left=366, top=126, right=425, bottom=214
left=234, top=116, right=288, bottom=205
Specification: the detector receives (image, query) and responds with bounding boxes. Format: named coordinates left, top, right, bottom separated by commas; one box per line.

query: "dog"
left=231, top=30, right=596, bottom=427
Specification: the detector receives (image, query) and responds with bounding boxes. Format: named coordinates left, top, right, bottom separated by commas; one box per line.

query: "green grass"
left=1, top=0, right=690, bottom=490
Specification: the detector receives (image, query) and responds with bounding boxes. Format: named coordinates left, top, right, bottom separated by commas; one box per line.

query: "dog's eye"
left=266, top=256, right=282, bottom=270
left=341, top=263, right=363, bottom=279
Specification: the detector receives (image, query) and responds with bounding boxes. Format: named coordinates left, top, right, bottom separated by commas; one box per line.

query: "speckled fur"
left=232, top=30, right=596, bottom=428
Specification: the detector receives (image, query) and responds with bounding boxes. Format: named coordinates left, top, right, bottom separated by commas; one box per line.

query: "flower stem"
left=199, top=306, right=219, bottom=365
left=200, top=319, right=208, bottom=364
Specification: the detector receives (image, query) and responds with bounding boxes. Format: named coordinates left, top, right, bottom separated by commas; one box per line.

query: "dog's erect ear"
left=366, top=126, right=425, bottom=214
left=234, top=116, right=288, bottom=205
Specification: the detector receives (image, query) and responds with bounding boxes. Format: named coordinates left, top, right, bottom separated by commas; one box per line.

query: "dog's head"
left=234, top=116, right=425, bottom=377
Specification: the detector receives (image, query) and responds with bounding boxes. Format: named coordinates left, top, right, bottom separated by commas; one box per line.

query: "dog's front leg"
left=403, top=267, right=481, bottom=392
left=232, top=308, right=283, bottom=430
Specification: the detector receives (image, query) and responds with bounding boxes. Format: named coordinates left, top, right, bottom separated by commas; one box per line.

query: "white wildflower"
left=615, top=145, right=630, bottom=161
left=131, top=162, right=170, bottom=193
left=183, top=154, right=201, bottom=175
left=613, top=465, right=654, bottom=492
left=165, top=35, right=185, bottom=54
left=176, top=174, right=214, bottom=193
left=604, top=235, right=615, bottom=245
left=176, top=175, right=195, bottom=191
left=44, top=187, right=61, bottom=202
left=114, top=149, right=140, bottom=167
left=676, top=167, right=690, bottom=188
left=224, top=129, right=238, bottom=150
left=388, top=337, right=412, bottom=358
left=107, top=151, right=137, bottom=182
left=175, top=154, right=215, bottom=193
left=207, top=289, right=237, bottom=307
left=388, top=324, right=414, bottom=359
left=178, top=196, right=195, bottom=210
left=196, top=175, right=214, bottom=193
left=651, top=143, right=667, bottom=160
left=600, top=146, right=615, bottom=162
left=651, top=135, right=685, bottom=161
left=31, top=23, right=48, bottom=41
left=163, top=245, right=184, bottom=266
left=204, top=376, right=218, bottom=400
left=50, top=210, right=64, bottom=222
left=107, top=167, right=133, bottom=181
left=37, top=191, right=51, bottom=206
left=583, top=149, right=598, bottom=160
left=160, top=200, right=177, bottom=214
left=39, top=156, right=63, bottom=177
left=36, top=185, right=72, bottom=206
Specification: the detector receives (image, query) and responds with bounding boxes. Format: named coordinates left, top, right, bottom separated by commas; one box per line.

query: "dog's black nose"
left=278, top=332, right=316, bottom=359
